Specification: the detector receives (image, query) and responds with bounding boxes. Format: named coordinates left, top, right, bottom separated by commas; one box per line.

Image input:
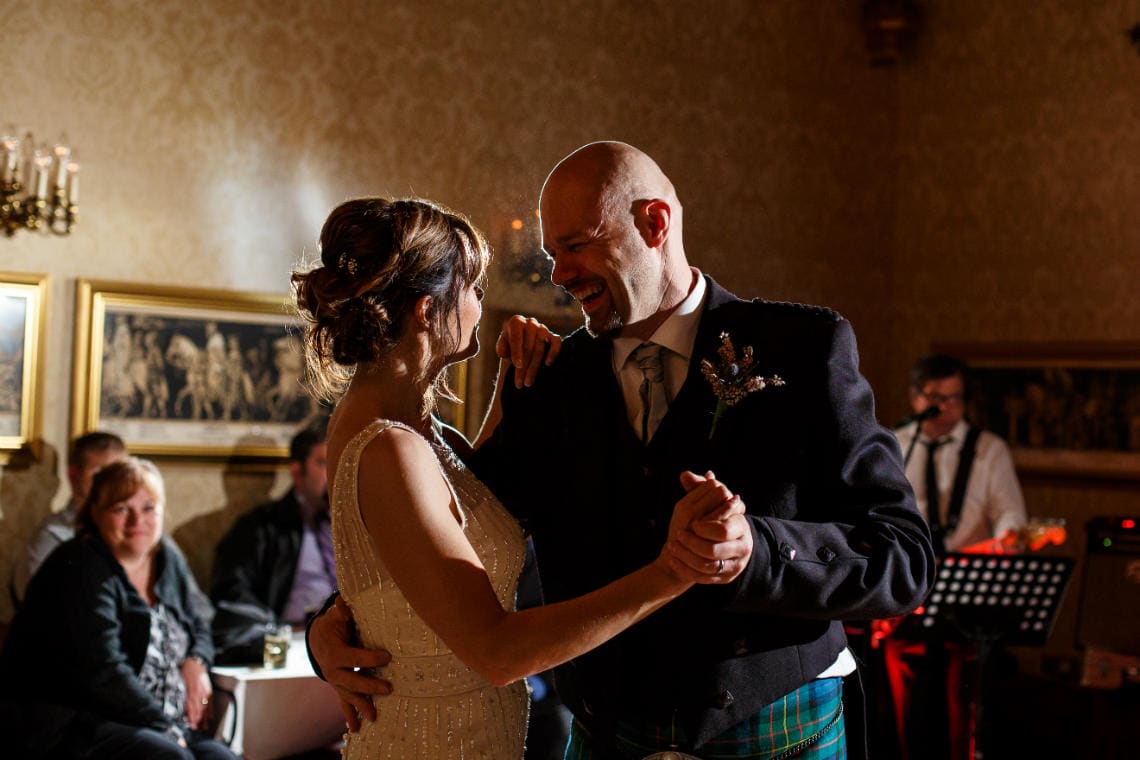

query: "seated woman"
left=0, top=458, right=237, bottom=760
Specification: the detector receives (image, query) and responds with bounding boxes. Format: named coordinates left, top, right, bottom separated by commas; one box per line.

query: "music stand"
left=905, top=553, right=1075, bottom=759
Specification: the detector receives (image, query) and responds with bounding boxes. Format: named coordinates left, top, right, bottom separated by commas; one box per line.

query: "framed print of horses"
left=72, top=280, right=321, bottom=460
left=0, top=272, right=48, bottom=463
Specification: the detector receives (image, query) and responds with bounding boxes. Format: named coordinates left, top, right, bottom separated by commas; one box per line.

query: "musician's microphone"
left=899, top=405, right=941, bottom=467
left=899, top=406, right=941, bottom=426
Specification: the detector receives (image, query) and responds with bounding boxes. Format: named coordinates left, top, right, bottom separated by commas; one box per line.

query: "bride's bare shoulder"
left=328, top=419, right=433, bottom=482
left=340, top=422, right=439, bottom=485
left=355, top=425, right=453, bottom=520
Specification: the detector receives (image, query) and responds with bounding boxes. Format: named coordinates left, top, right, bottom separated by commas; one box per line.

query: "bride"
left=291, top=197, right=740, bottom=758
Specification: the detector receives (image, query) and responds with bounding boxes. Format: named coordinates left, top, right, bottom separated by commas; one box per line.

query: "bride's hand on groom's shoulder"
left=495, top=314, right=562, bottom=389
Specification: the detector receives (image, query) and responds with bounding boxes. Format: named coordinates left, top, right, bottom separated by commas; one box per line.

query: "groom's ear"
left=635, top=199, right=671, bottom=249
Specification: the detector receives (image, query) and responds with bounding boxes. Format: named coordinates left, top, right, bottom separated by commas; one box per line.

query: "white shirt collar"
left=918, top=418, right=969, bottom=445
left=613, top=268, right=706, bottom=367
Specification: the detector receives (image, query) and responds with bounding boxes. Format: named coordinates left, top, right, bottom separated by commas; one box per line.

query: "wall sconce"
left=500, top=212, right=572, bottom=306
left=1, top=126, right=79, bottom=237
left=862, top=0, right=921, bottom=66
left=503, top=215, right=550, bottom=286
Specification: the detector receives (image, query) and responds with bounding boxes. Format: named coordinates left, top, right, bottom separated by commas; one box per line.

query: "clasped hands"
left=664, top=470, right=753, bottom=585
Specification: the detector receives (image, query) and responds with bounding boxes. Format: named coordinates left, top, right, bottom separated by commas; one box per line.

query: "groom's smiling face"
left=540, top=179, right=660, bottom=339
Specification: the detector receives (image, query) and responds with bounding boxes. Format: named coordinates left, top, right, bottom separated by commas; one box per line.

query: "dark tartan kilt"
left=565, top=677, right=846, bottom=760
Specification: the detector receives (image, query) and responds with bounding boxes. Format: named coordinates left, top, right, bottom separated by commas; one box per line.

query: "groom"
left=309, top=141, right=934, bottom=759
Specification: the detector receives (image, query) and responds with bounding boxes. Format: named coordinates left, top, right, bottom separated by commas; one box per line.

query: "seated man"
left=10, top=431, right=127, bottom=606
left=210, top=424, right=334, bottom=664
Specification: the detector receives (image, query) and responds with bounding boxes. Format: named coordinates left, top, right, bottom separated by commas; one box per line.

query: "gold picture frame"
left=0, top=272, right=48, bottom=463
left=73, top=279, right=321, bottom=460
left=435, top=362, right=469, bottom=438
left=936, top=341, right=1140, bottom=480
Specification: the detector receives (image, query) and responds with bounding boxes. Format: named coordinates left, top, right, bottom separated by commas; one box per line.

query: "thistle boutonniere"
left=700, top=331, right=785, bottom=439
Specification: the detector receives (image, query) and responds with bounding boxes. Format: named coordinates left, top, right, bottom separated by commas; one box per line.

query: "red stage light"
left=1122, top=519, right=1136, bottom=530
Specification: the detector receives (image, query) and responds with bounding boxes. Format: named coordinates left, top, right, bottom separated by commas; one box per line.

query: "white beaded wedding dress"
left=331, top=419, right=530, bottom=759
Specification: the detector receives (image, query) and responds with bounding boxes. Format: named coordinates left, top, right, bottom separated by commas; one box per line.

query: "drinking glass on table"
left=263, top=623, right=292, bottom=669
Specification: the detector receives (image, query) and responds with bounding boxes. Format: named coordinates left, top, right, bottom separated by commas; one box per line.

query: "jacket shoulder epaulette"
left=749, top=298, right=843, bottom=323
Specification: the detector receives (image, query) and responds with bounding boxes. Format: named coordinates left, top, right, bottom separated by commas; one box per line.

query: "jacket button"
left=779, top=543, right=797, bottom=561
left=817, top=546, right=837, bottom=563
left=714, top=690, right=735, bottom=710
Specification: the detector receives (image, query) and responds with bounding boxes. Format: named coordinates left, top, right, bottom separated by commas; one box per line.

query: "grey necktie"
left=631, top=342, right=665, bottom=444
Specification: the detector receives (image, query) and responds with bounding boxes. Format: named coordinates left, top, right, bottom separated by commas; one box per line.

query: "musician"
left=883, top=354, right=1028, bottom=760
left=896, top=354, right=1027, bottom=555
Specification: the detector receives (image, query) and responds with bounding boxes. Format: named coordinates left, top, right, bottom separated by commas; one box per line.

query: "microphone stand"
left=903, top=419, right=922, bottom=467
left=901, top=407, right=939, bottom=467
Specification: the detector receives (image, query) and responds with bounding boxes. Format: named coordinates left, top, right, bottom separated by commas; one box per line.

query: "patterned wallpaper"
left=0, top=0, right=890, bottom=620
left=1, top=0, right=1138, bottom=636
left=889, top=1, right=1140, bottom=402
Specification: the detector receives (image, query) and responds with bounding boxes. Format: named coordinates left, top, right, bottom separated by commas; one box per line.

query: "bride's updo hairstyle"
left=292, top=197, right=489, bottom=401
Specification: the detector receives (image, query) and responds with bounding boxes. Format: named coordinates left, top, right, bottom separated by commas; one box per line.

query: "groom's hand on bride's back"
left=308, top=595, right=393, bottom=732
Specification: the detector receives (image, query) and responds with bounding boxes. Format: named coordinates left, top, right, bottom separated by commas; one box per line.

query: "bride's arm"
left=473, top=316, right=561, bottom=449
left=359, top=427, right=733, bottom=687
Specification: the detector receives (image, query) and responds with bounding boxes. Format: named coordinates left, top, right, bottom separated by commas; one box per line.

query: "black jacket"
left=0, top=534, right=213, bottom=756
left=209, top=491, right=304, bottom=664
left=472, top=277, right=935, bottom=751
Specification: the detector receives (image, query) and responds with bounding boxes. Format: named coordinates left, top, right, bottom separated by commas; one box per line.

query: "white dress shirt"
left=895, top=419, right=1028, bottom=552
left=612, top=270, right=706, bottom=440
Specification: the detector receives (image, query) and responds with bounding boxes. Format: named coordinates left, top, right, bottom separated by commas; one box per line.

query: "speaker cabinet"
left=1077, top=517, right=1140, bottom=656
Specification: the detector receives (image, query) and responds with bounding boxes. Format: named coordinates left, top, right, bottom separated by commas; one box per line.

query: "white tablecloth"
left=211, top=632, right=345, bottom=759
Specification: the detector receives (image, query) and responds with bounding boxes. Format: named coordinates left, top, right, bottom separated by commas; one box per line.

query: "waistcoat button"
left=713, top=690, right=735, bottom=709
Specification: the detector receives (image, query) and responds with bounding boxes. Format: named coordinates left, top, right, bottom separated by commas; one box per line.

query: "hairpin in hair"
left=338, top=252, right=358, bottom=277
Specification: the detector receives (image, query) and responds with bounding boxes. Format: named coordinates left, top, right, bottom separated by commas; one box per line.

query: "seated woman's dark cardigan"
left=0, top=533, right=213, bottom=757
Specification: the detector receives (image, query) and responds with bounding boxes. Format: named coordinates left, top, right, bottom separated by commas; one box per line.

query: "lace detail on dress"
left=331, top=418, right=529, bottom=759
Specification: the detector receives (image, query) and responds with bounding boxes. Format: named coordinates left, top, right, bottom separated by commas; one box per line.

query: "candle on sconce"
left=20, top=138, right=34, bottom=191
left=33, top=149, right=51, bottom=199
left=66, top=160, right=80, bottom=205
left=506, top=217, right=526, bottom=258
left=1, top=135, right=17, bottom=184
left=52, top=141, right=70, bottom=193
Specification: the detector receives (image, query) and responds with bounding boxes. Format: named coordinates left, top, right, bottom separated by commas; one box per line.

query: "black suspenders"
left=944, top=426, right=982, bottom=535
